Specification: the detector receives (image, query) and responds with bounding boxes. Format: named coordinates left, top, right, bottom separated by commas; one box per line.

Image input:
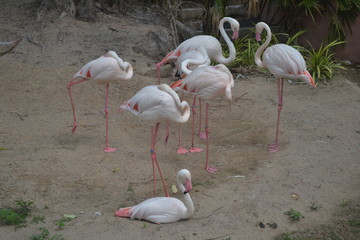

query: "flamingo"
left=119, top=84, right=190, bottom=197
left=115, top=169, right=194, bottom=224
left=254, top=22, right=317, bottom=153
left=67, top=51, right=133, bottom=152
left=171, top=64, right=234, bottom=173
left=156, top=17, right=239, bottom=82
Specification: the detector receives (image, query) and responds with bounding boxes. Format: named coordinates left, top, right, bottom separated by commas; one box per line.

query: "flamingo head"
left=232, top=30, right=239, bottom=40
left=255, top=22, right=267, bottom=42
left=177, top=169, right=192, bottom=194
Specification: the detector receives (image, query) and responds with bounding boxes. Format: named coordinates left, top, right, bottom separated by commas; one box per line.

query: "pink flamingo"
left=119, top=84, right=190, bottom=197
left=255, top=22, right=317, bottom=153
left=171, top=64, right=234, bottom=173
left=115, top=169, right=194, bottom=224
left=156, top=17, right=239, bottom=82
left=67, top=51, right=133, bottom=152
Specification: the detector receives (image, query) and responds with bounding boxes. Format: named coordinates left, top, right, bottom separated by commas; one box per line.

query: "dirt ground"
left=1, top=1, right=360, bottom=240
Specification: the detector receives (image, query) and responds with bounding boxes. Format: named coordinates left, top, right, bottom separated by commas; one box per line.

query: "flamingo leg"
left=190, top=96, right=203, bottom=153
left=198, top=99, right=207, bottom=139
left=177, top=93, right=189, bottom=154
left=104, top=84, right=116, bottom=152
left=204, top=103, right=218, bottom=173
left=156, top=50, right=175, bottom=84
left=268, top=78, right=284, bottom=153
left=66, top=78, right=89, bottom=134
left=151, top=123, right=170, bottom=197
left=163, top=121, right=170, bottom=145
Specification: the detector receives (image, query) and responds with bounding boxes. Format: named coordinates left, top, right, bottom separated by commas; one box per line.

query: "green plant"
left=339, top=199, right=351, bottom=207
left=304, top=39, right=345, bottom=83
left=284, top=208, right=303, bottom=221
left=30, top=227, right=64, bottom=240
left=0, top=200, right=33, bottom=226
left=309, top=197, right=323, bottom=211
left=55, top=216, right=74, bottom=230
left=32, top=215, right=46, bottom=224
left=270, top=0, right=360, bottom=42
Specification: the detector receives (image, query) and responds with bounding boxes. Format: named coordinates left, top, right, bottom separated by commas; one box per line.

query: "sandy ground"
left=1, top=1, right=360, bottom=240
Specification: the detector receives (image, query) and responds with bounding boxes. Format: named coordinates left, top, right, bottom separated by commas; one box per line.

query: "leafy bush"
left=304, top=39, right=346, bottom=83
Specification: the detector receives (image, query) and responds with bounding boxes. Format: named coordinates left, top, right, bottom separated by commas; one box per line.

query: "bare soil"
left=1, top=1, right=360, bottom=239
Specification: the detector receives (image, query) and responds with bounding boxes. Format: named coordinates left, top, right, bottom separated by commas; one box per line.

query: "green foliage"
left=55, top=216, right=74, bottom=230
left=32, top=215, right=46, bottom=224
left=304, top=39, right=345, bottom=82
left=284, top=208, right=303, bottom=221
left=30, top=227, right=64, bottom=240
left=309, top=197, right=323, bottom=211
left=0, top=200, right=33, bottom=226
left=271, top=0, right=360, bottom=42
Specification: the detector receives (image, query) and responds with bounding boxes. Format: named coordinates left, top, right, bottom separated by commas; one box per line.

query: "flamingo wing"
left=180, top=65, right=232, bottom=101
left=263, top=44, right=307, bottom=79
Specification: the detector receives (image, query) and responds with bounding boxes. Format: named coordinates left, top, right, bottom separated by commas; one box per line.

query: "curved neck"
left=216, top=18, right=236, bottom=64
left=121, top=63, right=134, bottom=80
left=181, top=49, right=210, bottom=75
left=255, top=23, right=272, bottom=68
left=158, top=84, right=190, bottom=123
left=177, top=178, right=194, bottom=218
left=105, top=51, right=133, bottom=80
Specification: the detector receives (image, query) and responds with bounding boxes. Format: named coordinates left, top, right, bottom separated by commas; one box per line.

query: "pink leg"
left=151, top=123, right=170, bottom=197
left=104, top=84, right=116, bottom=152
left=268, top=78, right=284, bottom=153
left=66, top=78, right=89, bottom=134
left=177, top=93, right=189, bottom=154
left=204, top=103, right=218, bottom=173
left=198, top=99, right=207, bottom=139
left=156, top=51, right=175, bottom=84
left=190, top=96, right=203, bottom=153
left=163, top=121, right=170, bottom=145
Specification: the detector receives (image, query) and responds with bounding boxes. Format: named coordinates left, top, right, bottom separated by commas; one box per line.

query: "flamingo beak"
left=255, top=32, right=262, bottom=44
left=183, top=179, right=192, bottom=194
left=232, top=31, right=239, bottom=40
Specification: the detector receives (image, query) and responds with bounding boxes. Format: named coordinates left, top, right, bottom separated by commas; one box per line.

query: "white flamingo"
left=156, top=17, right=239, bottom=82
left=119, top=84, right=190, bottom=197
left=254, top=22, right=316, bottom=152
left=67, top=51, right=133, bottom=152
left=171, top=64, right=234, bottom=173
left=115, top=169, right=194, bottom=224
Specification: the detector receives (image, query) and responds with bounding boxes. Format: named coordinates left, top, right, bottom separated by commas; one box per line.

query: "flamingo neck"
left=179, top=103, right=191, bottom=123
left=177, top=178, right=194, bottom=219
left=181, top=49, right=209, bottom=75
left=255, top=23, right=271, bottom=69
left=216, top=18, right=236, bottom=64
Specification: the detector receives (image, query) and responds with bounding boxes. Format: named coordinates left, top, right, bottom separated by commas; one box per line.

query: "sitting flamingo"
left=115, top=169, right=194, bottom=224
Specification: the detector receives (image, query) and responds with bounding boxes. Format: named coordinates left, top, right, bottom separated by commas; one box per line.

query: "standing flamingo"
left=67, top=51, right=133, bottom=152
left=119, top=84, right=190, bottom=197
left=115, top=169, right=194, bottom=224
left=156, top=17, right=239, bottom=82
left=254, top=22, right=316, bottom=153
left=171, top=64, right=234, bottom=173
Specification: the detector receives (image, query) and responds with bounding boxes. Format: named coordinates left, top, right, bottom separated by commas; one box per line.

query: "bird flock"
left=66, top=19, right=316, bottom=224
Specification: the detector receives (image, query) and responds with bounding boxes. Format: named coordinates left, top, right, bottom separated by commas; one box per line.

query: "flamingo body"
left=157, top=17, right=239, bottom=81
left=119, top=84, right=190, bottom=197
left=254, top=22, right=316, bottom=152
left=115, top=169, right=194, bottom=224
left=67, top=51, right=133, bottom=152
left=171, top=64, right=233, bottom=172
